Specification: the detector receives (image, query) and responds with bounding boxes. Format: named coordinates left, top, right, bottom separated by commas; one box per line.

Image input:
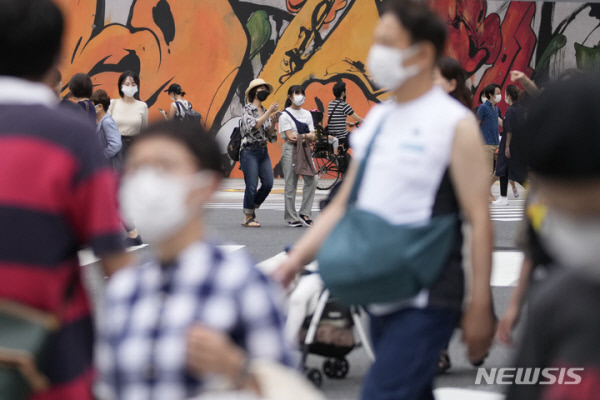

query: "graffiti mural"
left=55, top=0, right=600, bottom=177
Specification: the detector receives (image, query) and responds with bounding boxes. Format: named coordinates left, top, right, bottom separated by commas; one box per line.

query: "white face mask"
left=494, top=94, right=502, bottom=103
left=504, top=97, right=511, bottom=105
left=367, top=44, right=421, bottom=91
left=292, top=94, right=305, bottom=107
left=119, top=168, right=210, bottom=244
left=481, top=96, right=487, bottom=103
left=122, top=85, right=138, bottom=98
left=539, top=209, right=600, bottom=280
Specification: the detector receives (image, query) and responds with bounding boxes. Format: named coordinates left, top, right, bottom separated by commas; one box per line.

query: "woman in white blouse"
left=108, top=71, right=148, bottom=159
left=108, top=71, right=148, bottom=247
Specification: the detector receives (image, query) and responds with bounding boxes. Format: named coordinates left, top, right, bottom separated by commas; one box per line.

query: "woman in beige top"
left=108, top=71, right=148, bottom=247
left=108, top=71, right=148, bottom=159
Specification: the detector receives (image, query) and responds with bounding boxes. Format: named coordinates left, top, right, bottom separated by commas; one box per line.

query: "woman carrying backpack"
left=160, top=83, right=194, bottom=121
left=240, top=79, right=279, bottom=227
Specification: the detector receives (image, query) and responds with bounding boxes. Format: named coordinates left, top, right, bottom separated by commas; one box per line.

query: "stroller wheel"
left=323, top=359, right=335, bottom=378
left=333, top=358, right=349, bottom=379
left=307, top=368, right=323, bottom=387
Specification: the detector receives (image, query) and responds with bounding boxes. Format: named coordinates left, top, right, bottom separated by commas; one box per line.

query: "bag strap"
left=326, top=101, right=342, bottom=127
left=348, top=111, right=392, bottom=205
left=283, top=109, right=308, bottom=135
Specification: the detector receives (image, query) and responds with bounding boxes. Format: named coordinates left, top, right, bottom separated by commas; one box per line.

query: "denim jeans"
left=360, top=307, right=460, bottom=400
left=240, top=146, right=273, bottom=215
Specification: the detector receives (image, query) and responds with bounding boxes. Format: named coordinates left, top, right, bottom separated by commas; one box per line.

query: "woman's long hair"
left=437, top=57, right=471, bottom=108
left=284, top=85, right=305, bottom=108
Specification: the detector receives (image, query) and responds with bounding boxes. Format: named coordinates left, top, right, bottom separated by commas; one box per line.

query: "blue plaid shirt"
left=95, top=241, right=290, bottom=400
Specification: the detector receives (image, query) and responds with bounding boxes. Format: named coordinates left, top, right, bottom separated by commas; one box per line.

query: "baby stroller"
left=298, top=288, right=375, bottom=387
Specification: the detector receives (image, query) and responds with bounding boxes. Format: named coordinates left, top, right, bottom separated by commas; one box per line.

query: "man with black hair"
left=506, top=74, right=600, bottom=400
left=0, top=1, right=129, bottom=398
left=326, top=81, right=363, bottom=154
left=275, top=1, right=495, bottom=398
left=477, top=83, right=503, bottom=201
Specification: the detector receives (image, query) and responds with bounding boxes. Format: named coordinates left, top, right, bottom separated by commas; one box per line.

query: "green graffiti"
left=575, top=41, right=600, bottom=71
left=246, top=10, right=271, bottom=59
left=534, top=34, right=567, bottom=79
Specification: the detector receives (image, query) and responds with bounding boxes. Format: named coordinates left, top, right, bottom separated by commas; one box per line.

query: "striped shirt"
left=327, top=99, right=354, bottom=138
left=0, top=77, right=125, bottom=400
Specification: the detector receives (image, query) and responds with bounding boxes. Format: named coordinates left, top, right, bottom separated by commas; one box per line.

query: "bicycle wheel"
left=314, top=151, right=341, bottom=190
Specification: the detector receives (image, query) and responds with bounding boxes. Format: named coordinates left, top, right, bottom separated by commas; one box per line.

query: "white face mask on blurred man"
left=367, top=44, right=421, bottom=91
left=120, top=168, right=212, bottom=245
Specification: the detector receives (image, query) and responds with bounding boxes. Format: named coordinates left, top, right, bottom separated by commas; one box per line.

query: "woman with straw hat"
left=240, top=79, right=280, bottom=227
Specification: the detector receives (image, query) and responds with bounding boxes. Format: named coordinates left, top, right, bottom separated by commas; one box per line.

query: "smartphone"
left=158, top=108, right=165, bottom=113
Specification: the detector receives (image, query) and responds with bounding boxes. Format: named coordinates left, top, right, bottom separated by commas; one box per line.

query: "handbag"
left=316, top=113, right=459, bottom=305
left=0, top=273, right=77, bottom=399
left=284, top=110, right=317, bottom=176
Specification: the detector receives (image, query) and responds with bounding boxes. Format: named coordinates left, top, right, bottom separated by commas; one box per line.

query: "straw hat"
left=245, top=79, right=274, bottom=100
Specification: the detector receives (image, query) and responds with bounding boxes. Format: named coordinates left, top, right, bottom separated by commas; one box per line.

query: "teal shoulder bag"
left=317, top=112, right=459, bottom=305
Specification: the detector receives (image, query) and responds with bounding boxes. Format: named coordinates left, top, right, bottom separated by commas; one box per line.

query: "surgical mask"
left=122, top=85, right=138, bottom=98
left=494, top=94, right=502, bottom=103
left=481, top=96, right=487, bottom=103
left=256, top=90, right=269, bottom=102
left=119, top=168, right=211, bottom=244
left=292, top=94, right=305, bottom=107
left=539, top=209, right=600, bottom=280
left=367, top=44, right=420, bottom=90
left=505, top=98, right=511, bottom=105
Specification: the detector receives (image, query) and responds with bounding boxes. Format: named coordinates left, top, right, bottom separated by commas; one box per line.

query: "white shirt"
left=108, top=98, right=149, bottom=137
left=350, top=87, right=472, bottom=315
left=278, top=107, right=315, bottom=141
left=351, top=87, right=472, bottom=226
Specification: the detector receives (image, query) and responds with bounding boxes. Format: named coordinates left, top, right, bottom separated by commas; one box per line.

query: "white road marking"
left=434, top=387, right=504, bottom=400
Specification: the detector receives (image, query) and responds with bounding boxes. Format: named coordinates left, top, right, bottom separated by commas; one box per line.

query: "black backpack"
left=227, top=122, right=242, bottom=162
left=175, top=101, right=202, bottom=123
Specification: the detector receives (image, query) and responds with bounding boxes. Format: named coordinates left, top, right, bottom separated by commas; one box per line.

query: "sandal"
left=241, top=218, right=261, bottom=228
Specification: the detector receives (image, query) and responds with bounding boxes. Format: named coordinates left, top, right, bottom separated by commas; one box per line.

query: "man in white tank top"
left=274, top=1, right=495, bottom=398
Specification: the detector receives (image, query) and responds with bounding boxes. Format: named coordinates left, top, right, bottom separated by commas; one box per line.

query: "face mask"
left=122, top=85, right=138, bottom=98
left=539, top=209, right=600, bottom=280
left=256, top=90, right=269, bottom=102
left=494, top=94, right=502, bottom=103
left=504, top=97, right=511, bottom=105
left=481, top=96, right=487, bottom=103
left=367, top=44, right=420, bottom=91
left=292, top=94, right=305, bottom=107
left=119, top=168, right=211, bottom=244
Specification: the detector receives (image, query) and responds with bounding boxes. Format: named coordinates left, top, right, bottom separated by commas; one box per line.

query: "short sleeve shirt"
left=278, top=107, right=315, bottom=141
left=477, top=101, right=500, bottom=145
left=241, top=103, right=276, bottom=147
left=327, top=99, right=354, bottom=137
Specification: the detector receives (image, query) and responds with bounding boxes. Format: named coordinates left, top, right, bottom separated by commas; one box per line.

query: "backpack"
left=227, top=121, right=242, bottom=162
left=175, top=101, right=202, bottom=123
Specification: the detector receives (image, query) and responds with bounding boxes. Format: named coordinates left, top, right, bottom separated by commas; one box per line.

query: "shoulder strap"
left=348, top=111, right=392, bottom=205
left=327, top=101, right=342, bottom=127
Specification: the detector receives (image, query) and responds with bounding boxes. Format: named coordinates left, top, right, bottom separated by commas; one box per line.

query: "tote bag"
left=316, top=113, right=459, bottom=305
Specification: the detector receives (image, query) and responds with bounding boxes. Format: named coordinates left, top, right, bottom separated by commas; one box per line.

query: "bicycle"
left=310, top=110, right=354, bottom=190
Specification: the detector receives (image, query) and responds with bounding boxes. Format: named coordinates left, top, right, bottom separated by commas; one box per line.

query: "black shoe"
left=287, top=220, right=303, bottom=228
left=125, top=235, right=143, bottom=247
left=299, top=214, right=313, bottom=226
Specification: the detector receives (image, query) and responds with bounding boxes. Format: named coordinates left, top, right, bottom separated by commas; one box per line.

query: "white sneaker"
left=492, top=196, right=509, bottom=206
